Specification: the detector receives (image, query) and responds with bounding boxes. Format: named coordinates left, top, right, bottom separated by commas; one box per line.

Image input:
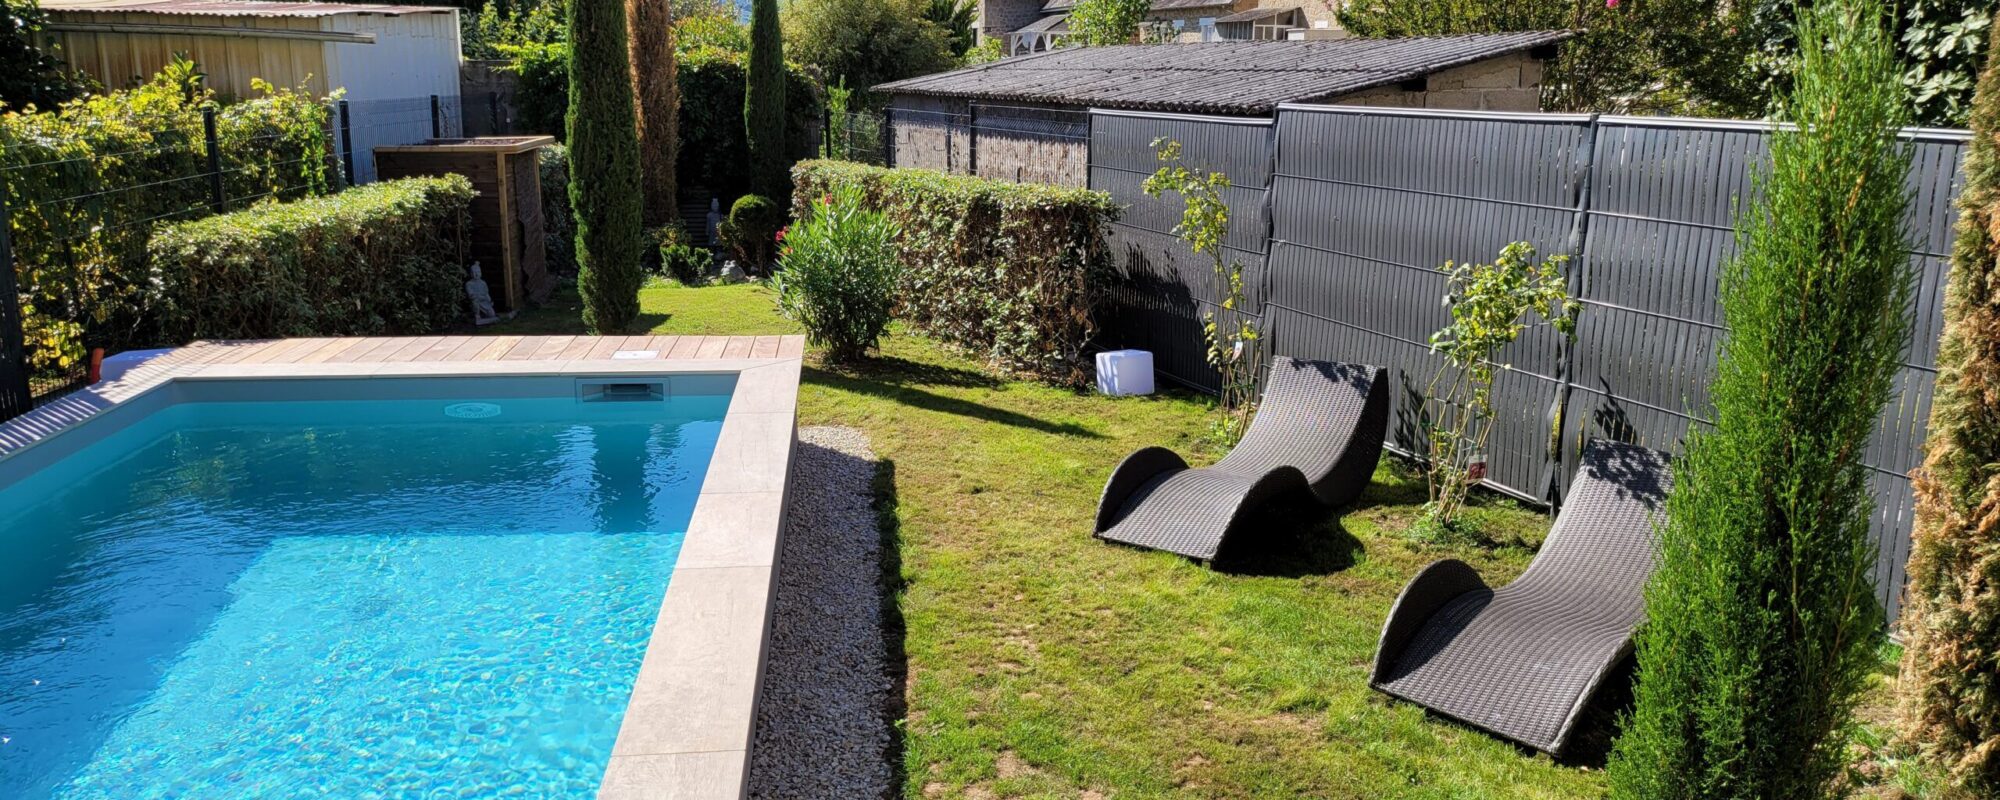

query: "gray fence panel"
left=1267, top=106, right=1594, bottom=502
left=1086, top=104, right=1967, bottom=621
left=1570, top=117, right=1966, bottom=619
left=1089, top=110, right=1276, bottom=390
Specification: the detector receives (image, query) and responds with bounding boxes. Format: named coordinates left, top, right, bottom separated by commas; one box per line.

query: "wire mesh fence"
left=1, top=94, right=463, bottom=420
left=825, top=110, right=887, bottom=165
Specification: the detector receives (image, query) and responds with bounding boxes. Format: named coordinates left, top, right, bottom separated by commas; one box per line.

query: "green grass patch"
left=497, top=282, right=1897, bottom=798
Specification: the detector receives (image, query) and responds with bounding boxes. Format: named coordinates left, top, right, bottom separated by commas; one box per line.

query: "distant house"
left=984, top=0, right=1345, bottom=55
left=875, top=33, right=1569, bottom=187
left=37, top=0, right=463, bottom=182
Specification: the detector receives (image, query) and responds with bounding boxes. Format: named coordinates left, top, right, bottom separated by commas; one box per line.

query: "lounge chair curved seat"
left=1369, top=439, right=1672, bottom=755
left=1093, top=357, right=1389, bottom=561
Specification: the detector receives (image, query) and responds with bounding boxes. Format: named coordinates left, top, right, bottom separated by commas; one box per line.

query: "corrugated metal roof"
left=876, top=33, right=1573, bottom=115
left=41, top=0, right=455, bottom=17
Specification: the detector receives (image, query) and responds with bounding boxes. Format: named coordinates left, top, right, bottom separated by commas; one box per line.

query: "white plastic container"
left=1095, top=349, right=1156, bottom=396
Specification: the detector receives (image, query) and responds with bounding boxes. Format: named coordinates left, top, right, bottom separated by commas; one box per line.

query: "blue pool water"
left=0, top=388, right=728, bottom=798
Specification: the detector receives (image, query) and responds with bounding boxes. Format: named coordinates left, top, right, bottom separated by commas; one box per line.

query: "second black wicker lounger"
left=1093, top=357, right=1389, bottom=561
left=1369, top=439, right=1672, bottom=756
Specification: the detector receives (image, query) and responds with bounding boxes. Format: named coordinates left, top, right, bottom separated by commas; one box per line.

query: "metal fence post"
left=430, top=94, right=443, bottom=139
left=338, top=99, right=356, bottom=187
left=0, top=185, right=32, bottom=421
left=967, top=102, right=978, bottom=177
left=881, top=107, right=894, bottom=167
left=202, top=107, right=226, bottom=213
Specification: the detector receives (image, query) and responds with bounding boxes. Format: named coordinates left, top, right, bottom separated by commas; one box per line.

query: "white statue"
left=466, top=262, right=499, bottom=325
left=705, top=197, right=723, bottom=248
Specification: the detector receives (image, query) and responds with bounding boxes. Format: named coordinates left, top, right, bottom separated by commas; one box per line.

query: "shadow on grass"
left=804, top=365, right=1104, bottom=439
left=1212, top=496, right=1366, bottom=578
left=874, top=458, right=910, bottom=800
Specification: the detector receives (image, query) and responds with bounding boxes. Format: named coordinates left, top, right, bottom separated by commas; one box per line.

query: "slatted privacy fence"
left=1083, top=103, right=1970, bottom=621
left=1090, top=109, right=1276, bottom=389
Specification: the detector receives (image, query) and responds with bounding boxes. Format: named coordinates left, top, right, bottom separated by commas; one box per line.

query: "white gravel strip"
left=748, top=426, right=896, bottom=800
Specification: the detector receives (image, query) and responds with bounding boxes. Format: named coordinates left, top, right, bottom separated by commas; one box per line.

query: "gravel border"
left=747, top=426, right=896, bottom=799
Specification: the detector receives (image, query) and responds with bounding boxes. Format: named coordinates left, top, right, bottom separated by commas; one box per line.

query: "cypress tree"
left=1897, top=20, right=2000, bottom=796
left=744, top=0, right=786, bottom=199
left=566, top=0, right=643, bottom=332
left=627, top=0, right=677, bottom=228
left=1605, top=2, right=1914, bottom=798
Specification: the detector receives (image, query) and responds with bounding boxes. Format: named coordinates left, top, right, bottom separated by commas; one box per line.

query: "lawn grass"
left=499, top=281, right=1896, bottom=799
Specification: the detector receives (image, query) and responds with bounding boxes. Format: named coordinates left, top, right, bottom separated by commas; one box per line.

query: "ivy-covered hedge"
left=791, top=160, right=1119, bottom=385
left=0, top=69, right=334, bottom=372
left=146, top=176, right=473, bottom=341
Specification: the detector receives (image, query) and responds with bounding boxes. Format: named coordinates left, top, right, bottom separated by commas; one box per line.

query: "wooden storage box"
left=374, top=136, right=555, bottom=314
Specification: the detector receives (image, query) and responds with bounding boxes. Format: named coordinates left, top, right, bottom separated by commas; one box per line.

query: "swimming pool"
left=0, top=343, right=802, bottom=800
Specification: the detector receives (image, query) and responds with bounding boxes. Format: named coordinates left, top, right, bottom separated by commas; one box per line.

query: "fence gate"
left=1088, top=103, right=1970, bottom=622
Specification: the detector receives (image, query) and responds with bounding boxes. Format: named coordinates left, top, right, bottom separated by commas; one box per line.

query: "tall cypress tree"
left=567, top=0, right=643, bottom=332
left=744, top=0, right=786, bottom=199
left=1606, top=2, right=1914, bottom=797
left=1898, top=20, right=2000, bottom=796
left=627, top=0, right=677, bottom=228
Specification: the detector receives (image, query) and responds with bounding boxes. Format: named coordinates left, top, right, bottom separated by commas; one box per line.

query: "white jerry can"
left=1095, top=349, right=1156, bottom=397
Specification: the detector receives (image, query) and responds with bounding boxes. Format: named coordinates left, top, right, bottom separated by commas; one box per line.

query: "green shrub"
left=501, top=40, right=570, bottom=140
left=1606, top=4, right=1914, bottom=798
left=791, top=160, right=1119, bottom=385
left=773, top=186, right=899, bottom=360
left=146, top=176, right=472, bottom=340
left=1, top=68, right=333, bottom=373
left=537, top=143, right=577, bottom=277
left=659, top=235, right=713, bottom=286
left=719, top=194, right=782, bottom=271
left=745, top=0, right=787, bottom=199
left=565, top=0, right=644, bottom=333
left=1898, top=17, right=2000, bottom=796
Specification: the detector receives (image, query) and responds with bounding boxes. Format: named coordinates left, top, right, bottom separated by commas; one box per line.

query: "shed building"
left=875, top=32, right=1570, bottom=187
left=39, top=0, right=463, bottom=183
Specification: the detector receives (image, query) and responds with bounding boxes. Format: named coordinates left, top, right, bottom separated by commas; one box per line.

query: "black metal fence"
left=1080, top=104, right=1969, bottom=621
left=0, top=94, right=459, bottom=423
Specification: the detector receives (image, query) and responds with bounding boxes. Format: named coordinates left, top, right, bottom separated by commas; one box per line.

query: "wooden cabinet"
left=375, top=136, right=554, bottom=314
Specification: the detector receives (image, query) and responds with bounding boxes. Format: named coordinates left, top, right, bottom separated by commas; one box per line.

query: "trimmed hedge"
left=1, top=70, right=334, bottom=372
left=791, top=160, right=1119, bottom=385
left=146, top=176, right=473, bottom=340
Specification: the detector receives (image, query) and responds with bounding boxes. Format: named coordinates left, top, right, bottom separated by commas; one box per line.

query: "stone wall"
left=1327, top=52, right=1546, bottom=112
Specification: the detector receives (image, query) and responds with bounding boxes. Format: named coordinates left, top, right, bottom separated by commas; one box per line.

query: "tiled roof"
left=876, top=32, right=1572, bottom=115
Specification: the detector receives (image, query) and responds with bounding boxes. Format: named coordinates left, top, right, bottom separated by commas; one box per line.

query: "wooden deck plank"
left=354, top=338, right=418, bottom=363
left=666, top=336, right=701, bottom=359
left=777, top=336, right=804, bottom=358
left=556, top=336, right=598, bottom=360
left=298, top=338, right=364, bottom=364
left=695, top=336, right=728, bottom=359
left=209, top=340, right=280, bottom=364
left=443, top=337, right=492, bottom=362
left=388, top=336, right=444, bottom=362
left=721, top=337, right=754, bottom=358
left=473, top=336, right=521, bottom=361
left=330, top=338, right=394, bottom=363
left=529, top=335, right=575, bottom=361
left=242, top=338, right=319, bottom=365
left=751, top=336, right=780, bottom=358
left=501, top=336, right=548, bottom=360
left=418, top=336, right=465, bottom=361
left=585, top=336, right=628, bottom=360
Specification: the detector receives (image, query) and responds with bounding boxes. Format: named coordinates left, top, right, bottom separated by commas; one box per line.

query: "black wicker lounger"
left=1370, top=439, right=1672, bottom=755
left=1093, top=357, right=1388, bottom=561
